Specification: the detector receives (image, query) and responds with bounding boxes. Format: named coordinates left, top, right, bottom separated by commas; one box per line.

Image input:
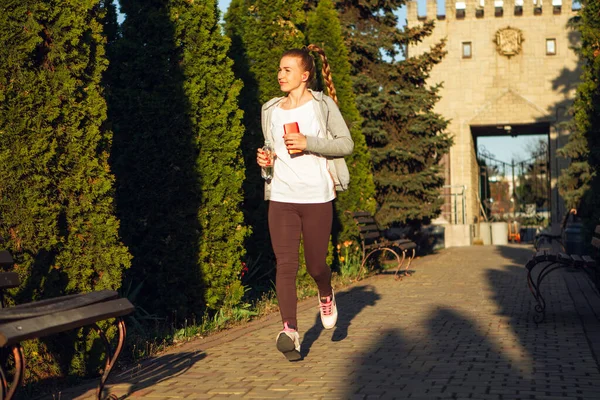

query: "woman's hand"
left=256, top=148, right=273, bottom=167
left=283, top=132, right=307, bottom=152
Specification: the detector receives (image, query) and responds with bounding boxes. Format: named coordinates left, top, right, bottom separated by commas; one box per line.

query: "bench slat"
left=393, top=241, right=417, bottom=251
left=557, top=252, right=573, bottom=264
left=352, top=212, right=371, bottom=218
left=355, top=217, right=376, bottom=225
left=361, top=232, right=381, bottom=241
left=0, top=298, right=134, bottom=347
left=571, top=254, right=585, bottom=267
left=392, top=239, right=413, bottom=245
left=359, top=224, right=379, bottom=233
left=0, top=273, right=20, bottom=291
left=0, top=251, right=13, bottom=269
left=0, top=290, right=119, bottom=321
left=365, top=241, right=416, bottom=251
left=583, top=255, right=596, bottom=267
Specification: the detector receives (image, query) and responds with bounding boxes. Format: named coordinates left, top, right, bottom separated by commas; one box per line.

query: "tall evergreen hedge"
left=225, top=0, right=306, bottom=280
left=172, top=0, right=248, bottom=310
left=106, top=0, right=247, bottom=316
left=0, top=0, right=130, bottom=300
left=306, top=0, right=376, bottom=243
left=0, top=0, right=131, bottom=378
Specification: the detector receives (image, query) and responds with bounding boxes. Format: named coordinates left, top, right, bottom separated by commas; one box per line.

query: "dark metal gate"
left=477, top=143, right=550, bottom=226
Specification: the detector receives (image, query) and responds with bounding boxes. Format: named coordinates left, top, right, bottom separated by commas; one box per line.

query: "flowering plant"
left=336, top=240, right=362, bottom=279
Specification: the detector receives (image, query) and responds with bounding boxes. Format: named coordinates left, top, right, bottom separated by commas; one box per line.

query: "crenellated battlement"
left=407, top=0, right=578, bottom=22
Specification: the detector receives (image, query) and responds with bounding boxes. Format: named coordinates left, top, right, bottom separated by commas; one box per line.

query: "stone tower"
left=406, top=0, right=580, bottom=246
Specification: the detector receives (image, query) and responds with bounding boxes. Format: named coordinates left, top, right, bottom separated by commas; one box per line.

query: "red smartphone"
left=283, top=122, right=302, bottom=154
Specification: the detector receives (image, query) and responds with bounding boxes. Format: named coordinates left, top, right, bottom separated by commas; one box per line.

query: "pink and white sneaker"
left=276, top=322, right=301, bottom=361
left=319, top=291, right=338, bottom=329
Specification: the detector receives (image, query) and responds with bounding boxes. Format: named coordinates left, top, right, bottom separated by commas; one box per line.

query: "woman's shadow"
left=301, top=285, right=380, bottom=357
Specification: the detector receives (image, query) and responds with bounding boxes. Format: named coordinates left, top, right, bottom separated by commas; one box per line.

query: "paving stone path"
left=50, top=244, right=600, bottom=399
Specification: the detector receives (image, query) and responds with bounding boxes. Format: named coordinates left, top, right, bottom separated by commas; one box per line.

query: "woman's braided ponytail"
left=307, top=44, right=338, bottom=105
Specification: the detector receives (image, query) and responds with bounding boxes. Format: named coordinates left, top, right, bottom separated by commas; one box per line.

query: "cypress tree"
left=0, top=0, right=131, bottom=378
left=318, top=0, right=453, bottom=228
left=306, top=0, right=376, bottom=243
left=224, top=0, right=306, bottom=279
left=240, top=0, right=307, bottom=105
left=0, top=0, right=131, bottom=298
left=107, top=0, right=247, bottom=316
left=172, top=0, right=249, bottom=310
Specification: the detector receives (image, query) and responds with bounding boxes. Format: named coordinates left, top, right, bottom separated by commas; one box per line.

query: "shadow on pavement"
left=301, top=285, right=380, bottom=358
left=347, top=308, right=527, bottom=398
left=348, top=245, right=600, bottom=398
left=494, top=244, right=534, bottom=266
left=35, top=351, right=206, bottom=400
left=487, top=245, right=600, bottom=395
left=112, top=351, right=206, bottom=398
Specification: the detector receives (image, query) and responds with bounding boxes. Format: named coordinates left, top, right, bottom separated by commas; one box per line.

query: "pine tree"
left=106, top=0, right=248, bottom=315
left=558, top=3, right=599, bottom=225
left=224, top=0, right=306, bottom=276
left=306, top=0, right=376, bottom=243
left=317, top=0, right=453, bottom=228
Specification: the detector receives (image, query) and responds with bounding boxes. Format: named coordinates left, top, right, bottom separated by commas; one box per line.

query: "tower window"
left=546, top=39, right=556, bottom=55
left=462, top=42, right=472, bottom=59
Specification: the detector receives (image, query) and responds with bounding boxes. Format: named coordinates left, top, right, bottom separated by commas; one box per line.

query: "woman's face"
left=278, top=56, right=309, bottom=92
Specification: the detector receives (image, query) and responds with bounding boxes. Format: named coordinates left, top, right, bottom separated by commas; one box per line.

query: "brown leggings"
left=269, top=200, right=333, bottom=329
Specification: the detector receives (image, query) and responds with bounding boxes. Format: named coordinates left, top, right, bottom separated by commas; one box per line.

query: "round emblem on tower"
left=494, top=27, right=524, bottom=57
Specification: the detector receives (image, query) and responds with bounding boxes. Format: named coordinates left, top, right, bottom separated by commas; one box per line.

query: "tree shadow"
left=301, top=285, right=380, bottom=358
left=30, top=351, right=206, bottom=399
left=494, top=244, right=534, bottom=266
left=347, top=308, right=532, bottom=398
left=105, top=0, right=203, bottom=319
left=349, top=246, right=600, bottom=398
left=224, top=2, right=275, bottom=288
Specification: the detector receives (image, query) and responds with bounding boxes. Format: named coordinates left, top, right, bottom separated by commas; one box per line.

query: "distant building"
left=407, top=0, right=580, bottom=246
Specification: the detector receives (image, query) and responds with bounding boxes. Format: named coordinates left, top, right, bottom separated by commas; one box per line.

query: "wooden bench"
left=352, top=212, right=417, bottom=279
left=0, top=250, right=134, bottom=400
left=525, top=222, right=600, bottom=323
left=533, top=209, right=576, bottom=251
